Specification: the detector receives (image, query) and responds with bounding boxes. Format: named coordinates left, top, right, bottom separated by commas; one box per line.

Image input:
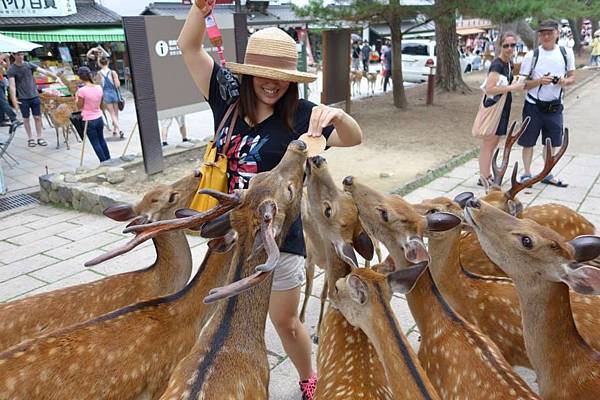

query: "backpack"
left=526, top=46, right=568, bottom=111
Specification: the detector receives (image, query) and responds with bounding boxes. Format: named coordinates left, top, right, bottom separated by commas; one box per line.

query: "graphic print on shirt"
left=217, top=127, right=268, bottom=192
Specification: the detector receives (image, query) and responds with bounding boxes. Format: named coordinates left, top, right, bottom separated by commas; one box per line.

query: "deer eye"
left=378, top=208, right=389, bottom=222
left=427, top=208, right=439, bottom=215
left=521, top=236, right=533, bottom=249
left=151, top=199, right=159, bottom=203
left=324, top=206, right=332, bottom=218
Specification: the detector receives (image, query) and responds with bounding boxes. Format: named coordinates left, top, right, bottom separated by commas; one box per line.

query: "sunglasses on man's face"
left=502, top=43, right=517, bottom=49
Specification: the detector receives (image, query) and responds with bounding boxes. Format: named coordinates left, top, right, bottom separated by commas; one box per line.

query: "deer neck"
left=426, top=228, right=463, bottom=288
left=150, top=230, right=193, bottom=293
left=325, top=246, right=352, bottom=294
left=364, top=286, right=440, bottom=399
left=514, top=278, right=598, bottom=386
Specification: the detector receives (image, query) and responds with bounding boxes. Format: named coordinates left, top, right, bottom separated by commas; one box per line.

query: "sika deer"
left=463, top=125, right=595, bottom=277
left=465, top=199, right=600, bottom=399
left=0, top=171, right=201, bottom=352
left=331, top=263, right=441, bottom=400
left=0, top=191, right=239, bottom=399
left=302, top=155, right=392, bottom=399
left=156, top=140, right=308, bottom=399
left=343, top=176, right=540, bottom=399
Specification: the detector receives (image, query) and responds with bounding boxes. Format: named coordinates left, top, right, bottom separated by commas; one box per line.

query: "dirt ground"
left=108, top=67, right=595, bottom=197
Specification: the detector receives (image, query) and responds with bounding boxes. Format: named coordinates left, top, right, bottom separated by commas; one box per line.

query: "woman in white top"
left=98, top=57, right=123, bottom=138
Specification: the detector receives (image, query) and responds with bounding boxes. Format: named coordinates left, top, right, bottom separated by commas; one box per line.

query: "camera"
left=551, top=75, right=560, bottom=84
left=216, top=67, right=240, bottom=105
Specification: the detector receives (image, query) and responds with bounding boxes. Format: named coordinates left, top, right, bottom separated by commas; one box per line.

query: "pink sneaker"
left=299, top=373, right=317, bottom=400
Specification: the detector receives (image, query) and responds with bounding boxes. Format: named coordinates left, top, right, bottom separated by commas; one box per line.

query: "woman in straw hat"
left=179, top=3, right=363, bottom=399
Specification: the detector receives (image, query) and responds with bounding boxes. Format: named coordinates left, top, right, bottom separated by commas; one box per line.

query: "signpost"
left=0, top=0, right=77, bottom=17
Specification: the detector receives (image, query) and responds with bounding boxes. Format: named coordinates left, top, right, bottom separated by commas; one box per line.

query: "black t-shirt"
left=484, top=58, right=513, bottom=109
left=207, top=63, right=334, bottom=257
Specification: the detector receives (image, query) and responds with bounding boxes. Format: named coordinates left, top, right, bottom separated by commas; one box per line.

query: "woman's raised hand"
left=307, top=104, right=345, bottom=137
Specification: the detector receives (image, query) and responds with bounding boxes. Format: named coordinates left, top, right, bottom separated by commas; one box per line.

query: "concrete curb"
left=391, top=147, right=480, bottom=196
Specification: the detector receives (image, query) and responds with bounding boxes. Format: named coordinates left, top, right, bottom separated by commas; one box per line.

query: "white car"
left=400, top=39, right=473, bottom=83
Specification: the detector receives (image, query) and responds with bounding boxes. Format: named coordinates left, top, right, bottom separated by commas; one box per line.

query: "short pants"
left=160, top=115, right=186, bottom=130
left=272, top=252, right=306, bottom=292
left=19, top=97, right=41, bottom=119
left=518, top=101, right=564, bottom=147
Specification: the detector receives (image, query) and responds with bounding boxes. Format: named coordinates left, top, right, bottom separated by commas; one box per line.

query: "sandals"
left=37, top=138, right=48, bottom=146
left=27, top=139, right=36, bottom=147
left=519, top=174, right=532, bottom=183
left=542, top=174, right=568, bottom=188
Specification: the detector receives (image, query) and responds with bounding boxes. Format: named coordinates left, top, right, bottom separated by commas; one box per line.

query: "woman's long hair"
left=239, top=75, right=299, bottom=132
left=496, top=31, right=518, bottom=53
left=77, top=66, right=94, bottom=84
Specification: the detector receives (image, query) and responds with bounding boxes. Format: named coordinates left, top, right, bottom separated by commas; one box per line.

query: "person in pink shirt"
left=76, top=66, right=110, bottom=162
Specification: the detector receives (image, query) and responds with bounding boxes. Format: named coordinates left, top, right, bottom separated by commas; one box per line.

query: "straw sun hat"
left=227, top=27, right=317, bottom=83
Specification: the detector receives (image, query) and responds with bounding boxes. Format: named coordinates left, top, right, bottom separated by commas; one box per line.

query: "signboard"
left=0, top=0, right=77, bottom=17
left=321, top=29, right=350, bottom=106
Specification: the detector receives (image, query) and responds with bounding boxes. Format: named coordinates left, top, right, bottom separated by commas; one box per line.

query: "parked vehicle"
left=401, top=39, right=473, bottom=83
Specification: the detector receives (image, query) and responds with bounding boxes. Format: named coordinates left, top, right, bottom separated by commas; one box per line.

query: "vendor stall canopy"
left=0, top=28, right=125, bottom=43
left=0, top=33, right=42, bottom=52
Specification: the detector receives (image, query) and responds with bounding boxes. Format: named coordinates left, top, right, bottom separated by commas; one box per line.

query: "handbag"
left=189, top=100, right=239, bottom=212
left=471, top=93, right=507, bottom=138
left=117, top=87, right=125, bottom=111
left=69, top=111, right=86, bottom=140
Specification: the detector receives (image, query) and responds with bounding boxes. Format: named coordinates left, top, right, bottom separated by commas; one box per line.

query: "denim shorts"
left=19, top=96, right=41, bottom=118
left=518, top=101, right=564, bottom=147
left=272, top=252, right=306, bottom=291
left=103, top=88, right=119, bottom=104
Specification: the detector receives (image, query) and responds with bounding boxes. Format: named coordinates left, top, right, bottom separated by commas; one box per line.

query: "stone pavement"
left=1, top=146, right=598, bottom=397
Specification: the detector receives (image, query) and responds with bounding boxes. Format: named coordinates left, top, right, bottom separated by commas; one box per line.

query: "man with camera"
left=518, top=19, right=575, bottom=187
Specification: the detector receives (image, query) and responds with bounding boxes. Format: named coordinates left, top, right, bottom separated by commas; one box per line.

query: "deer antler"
left=491, top=117, right=530, bottom=187
left=507, top=129, right=569, bottom=199
left=84, top=190, right=241, bottom=266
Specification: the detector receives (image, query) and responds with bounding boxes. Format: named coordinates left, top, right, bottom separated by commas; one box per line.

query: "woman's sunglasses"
left=502, top=43, right=517, bottom=49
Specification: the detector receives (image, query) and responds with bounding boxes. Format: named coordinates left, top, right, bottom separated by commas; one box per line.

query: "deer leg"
left=63, top=127, right=70, bottom=150
left=55, top=127, right=60, bottom=149
left=300, top=259, right=314, bottom=323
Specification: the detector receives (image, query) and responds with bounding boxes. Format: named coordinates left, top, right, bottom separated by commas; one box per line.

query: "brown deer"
left=331, top=262, right=442, bottom=399
left=464, top=199, right=600, bottom=399
left=350, top=70, right=363, bottom=96
left=49, top=101, right=77, bottom=150
left=364, top=71, right=378, bottom=95
left=0, top=171, right=201, bottom=353
left=343, top=176, right=541, bottom=399
left=463, top=124, right=595, bottom=277
left=301, top=155, right=392, bottom=399
left=154, top=140, right=308, bottom=399
left=0, top=190, right=239, bottom=399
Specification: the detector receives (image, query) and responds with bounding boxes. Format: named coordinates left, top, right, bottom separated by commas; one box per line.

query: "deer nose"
left=310, top=155, right=326, bottom=168
left=466, top=198, right=481, bottom=209
left=343, top=176, right=354, bottom=187
left=291, top=140, right=307, bottom=152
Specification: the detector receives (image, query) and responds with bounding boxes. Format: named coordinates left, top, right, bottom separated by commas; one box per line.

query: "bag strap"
left=213, top=99, right=240, bottom=153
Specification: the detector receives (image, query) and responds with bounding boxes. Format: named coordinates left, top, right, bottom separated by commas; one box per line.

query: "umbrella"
left=0, top=33, right=42, bottom=53
left=351, top=33, right=362, bottom=42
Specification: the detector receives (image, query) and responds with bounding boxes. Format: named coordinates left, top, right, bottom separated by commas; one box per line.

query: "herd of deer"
left=0, top=118, right=599, bottom=400
left=350, top=70, right=379, bottom=96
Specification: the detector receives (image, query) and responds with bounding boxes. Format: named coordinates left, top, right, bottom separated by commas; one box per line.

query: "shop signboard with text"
left=0, top=0, right=77, bottom=17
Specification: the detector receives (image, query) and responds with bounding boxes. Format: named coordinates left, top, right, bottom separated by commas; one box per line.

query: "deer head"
left=342, top=176, right=459, bottom=269
left=305, top=155, right=374, bottom=270
left=464, top=199, right=600, bottom=295
left=331, top=262, right=428, bottom=332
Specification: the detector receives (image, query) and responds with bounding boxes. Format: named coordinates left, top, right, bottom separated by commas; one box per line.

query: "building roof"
left=141, top=2, right=314, bottom=27
left=0, top=0, right=122, bottom=28
left=370, top=20, right=436, bottom=38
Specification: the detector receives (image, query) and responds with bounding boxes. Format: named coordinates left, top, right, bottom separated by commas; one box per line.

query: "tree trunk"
left=435, top=4, right=469, bottom=92
left=389, top=22, right=408, bottom=109
left=568, top=18, right=582, bottom=56
left=502, top=20, right=536, bottom=49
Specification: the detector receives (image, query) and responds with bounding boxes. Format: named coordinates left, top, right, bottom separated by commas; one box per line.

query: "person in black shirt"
left=179, top=4, right=363, bottom=399
left=477, top=32, right=524, bottom=186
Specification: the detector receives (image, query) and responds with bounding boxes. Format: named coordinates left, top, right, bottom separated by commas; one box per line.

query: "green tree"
left=295, top=0, right=431, bottom=109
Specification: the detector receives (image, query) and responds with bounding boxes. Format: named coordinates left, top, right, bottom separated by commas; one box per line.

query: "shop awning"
left=456, top=28, right=486, bottom=36
left=0, top=27, right=125, bottom=43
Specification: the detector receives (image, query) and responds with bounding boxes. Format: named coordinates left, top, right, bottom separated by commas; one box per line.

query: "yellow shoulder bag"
left=189, top=101, right=239, bottom=212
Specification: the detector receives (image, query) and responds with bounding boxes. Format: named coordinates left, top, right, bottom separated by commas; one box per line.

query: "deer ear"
left=561, top=265, right=600, bottom=295
left=353, top=230, right=374, bottom=261
left=426, top=212, right=462, bottom=232
left=334, top=241, right=360, bottom=268
left=201, top=213, right=233, bottom=238
left=453, top=192, right=474, bottom=209
left=568, top=235, right=600, bottom=262
left=387, top=260, right=428, bottom=294
left=507, top=199, right=523, bottom=216
left=103, top=203, right=136, bottom=221
left=347, top=275, right=368, bottom=305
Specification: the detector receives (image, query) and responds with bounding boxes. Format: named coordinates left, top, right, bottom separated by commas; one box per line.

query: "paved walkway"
left=0, top=74, right=599, bottom=398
